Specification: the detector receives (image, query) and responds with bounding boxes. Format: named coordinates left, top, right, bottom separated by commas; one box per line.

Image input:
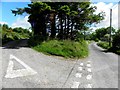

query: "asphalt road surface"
left=1, top=39, right=118, bottom=88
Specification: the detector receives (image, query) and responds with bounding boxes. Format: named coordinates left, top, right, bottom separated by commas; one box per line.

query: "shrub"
left=1, top=24, right=31, bottom=45
left=97, top=42, right=110, bottom=49
left=95, top=38, right=99, bottom=42
left=112, top=33, right=120, bottom=49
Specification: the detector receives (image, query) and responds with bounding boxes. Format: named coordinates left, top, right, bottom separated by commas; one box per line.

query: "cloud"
left=0, top=21, right=8, bottom=25
left=11, top=16, right=31, bottom=29
left=90, top=2, right=118, bottom=31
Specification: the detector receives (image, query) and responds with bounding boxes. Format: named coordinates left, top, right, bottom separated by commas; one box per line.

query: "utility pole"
left=109, top=9, right=112, bottom=47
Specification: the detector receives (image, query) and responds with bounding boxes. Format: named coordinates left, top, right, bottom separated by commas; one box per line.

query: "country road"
left=1, top=40, right=119, bottom=88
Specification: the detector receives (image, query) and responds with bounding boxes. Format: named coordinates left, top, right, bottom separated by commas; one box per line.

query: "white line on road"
left=86, top=74, right=92, bottom=80
left=78, top=67, right=83, bottom=71
left=71, top=82, right=80, bottom=88
left=75, top=73, right=82, bottom=78
left=87, top=68, right=92, bottom=72
left=87, top=61, right=91, bottom=63
left=85, top=84, right=92, bottom=88
left=86, top=64, right=91, bottom=67
left=10, top=55, right=32, bottom=70
left=80, top=63, right=84, bottom=66
left=5, top=54, right=37, bottom=78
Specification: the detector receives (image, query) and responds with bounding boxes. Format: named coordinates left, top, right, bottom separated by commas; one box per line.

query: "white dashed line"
left=80, top=63, right=84, bottom=66
left=87, top=61, right=91, bottom=63
left=71, top=82, right=80, bottom=88
left=86, top=64, right=91, bottom=67
left=71, top=61, right=93, bottom=88
left=85, top=84, right=92, bottom=88
left=86, top=74, right=92, bottom=80
left=75, top=73, right=82, bottom=78
left=78, top=67, right=83, bottom=71
left=87, top=68, right=92, bottom=72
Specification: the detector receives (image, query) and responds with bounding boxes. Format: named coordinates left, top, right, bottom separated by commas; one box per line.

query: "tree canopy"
left=12, top=2, right=105, bottom=40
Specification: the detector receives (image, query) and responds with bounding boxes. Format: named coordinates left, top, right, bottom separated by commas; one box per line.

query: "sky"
left=90, top=1, right=119, bottom=31
left=0, top=0, right=119, bottom=31
left=1, top=2, right=31, bottom=29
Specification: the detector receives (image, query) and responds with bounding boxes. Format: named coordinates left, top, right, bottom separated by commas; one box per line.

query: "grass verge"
left=97, top=41, right=110, bottom=49
left=97, top=41, right=120, bottom=55
left=32, top=40, right=89, bottom=59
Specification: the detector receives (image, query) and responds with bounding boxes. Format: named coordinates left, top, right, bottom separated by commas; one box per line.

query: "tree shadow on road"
left=101, top=48, right=120, bottom=55
left=2, top=39, right=29, bottom=49
left=101, top=49, right=110, bottom=53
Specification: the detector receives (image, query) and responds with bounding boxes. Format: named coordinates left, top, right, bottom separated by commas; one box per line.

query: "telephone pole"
left=109, top=9, right=112, bottom=47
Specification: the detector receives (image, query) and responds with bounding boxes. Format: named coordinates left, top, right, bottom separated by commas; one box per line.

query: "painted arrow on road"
left=5, top=54, right=37, bottom=78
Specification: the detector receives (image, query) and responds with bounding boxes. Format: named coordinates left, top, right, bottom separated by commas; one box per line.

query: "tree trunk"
left=64, top=16, right=67, bottom=39
left=59, top=14, right=63, bottom=40
left=50, top=14, right=56, bottom=38
left=34, top=22, right=41, bottom=35
left=71, top=21, right=74, bottom=40
left=67, top=15, right=70, bottom=39
left=32, top=14, right=46, bottom=37
left=41, top=15, right=46, bottom=37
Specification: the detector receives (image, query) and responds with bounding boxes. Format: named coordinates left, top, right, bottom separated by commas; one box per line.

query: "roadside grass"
left=32, top=40, right=89, bottom=59
left=97, top=41, right=110, bottom=49
left=97, top=41, right=120, bottom=55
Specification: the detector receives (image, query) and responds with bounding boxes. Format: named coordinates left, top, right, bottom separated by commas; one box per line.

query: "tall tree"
left=12, top=2, right=105, bottom=40
left=12, top=2, right=51, bottom=36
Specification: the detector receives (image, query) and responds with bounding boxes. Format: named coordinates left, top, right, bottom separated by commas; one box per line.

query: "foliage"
left=74, top=31, right=84, bottom=41
left=12, top=2, right=105, bottom=40
left=116, top=50, right=120, bottom=55
left=95, top=27, right=115, bottom=40
left=11, top=2, right=105, bottom=58
left=110, top=28, right=120, bottom=54
left=12, top=2, right=51, bottom=36
left=28, top=35, right=48, bottom=46
left=96, top=29, right=120, bottom=55
left=32, top=40, right=89, bottom=58
left=112, top=29, right=120, bottom=49
left=89, top=27, right=116, bottom=41
left=1, top=24, right=31, bottom=44
left=94, top=38, right=99, bottom=42
left=97, top=41, right=110, bottom=49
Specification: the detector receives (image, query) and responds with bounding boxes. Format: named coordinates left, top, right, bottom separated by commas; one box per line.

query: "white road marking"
left=87, top=61, right=91, bottom=63
left=86, top=74, right=92, bottom=80
left=85, top=84, right=92, bottom=88
left=80, top=63, right=84, bottom=66
left=75, top=73, right=82, bottom=78
left=86, top=64, right=91, bottom=67
left=78, top=67, right=83, bottom=71
left=71, top=82, right=80, bottom=88
left=87, top=68, right=92, bottom=72
left=5, top=54, right=37, bottom=78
